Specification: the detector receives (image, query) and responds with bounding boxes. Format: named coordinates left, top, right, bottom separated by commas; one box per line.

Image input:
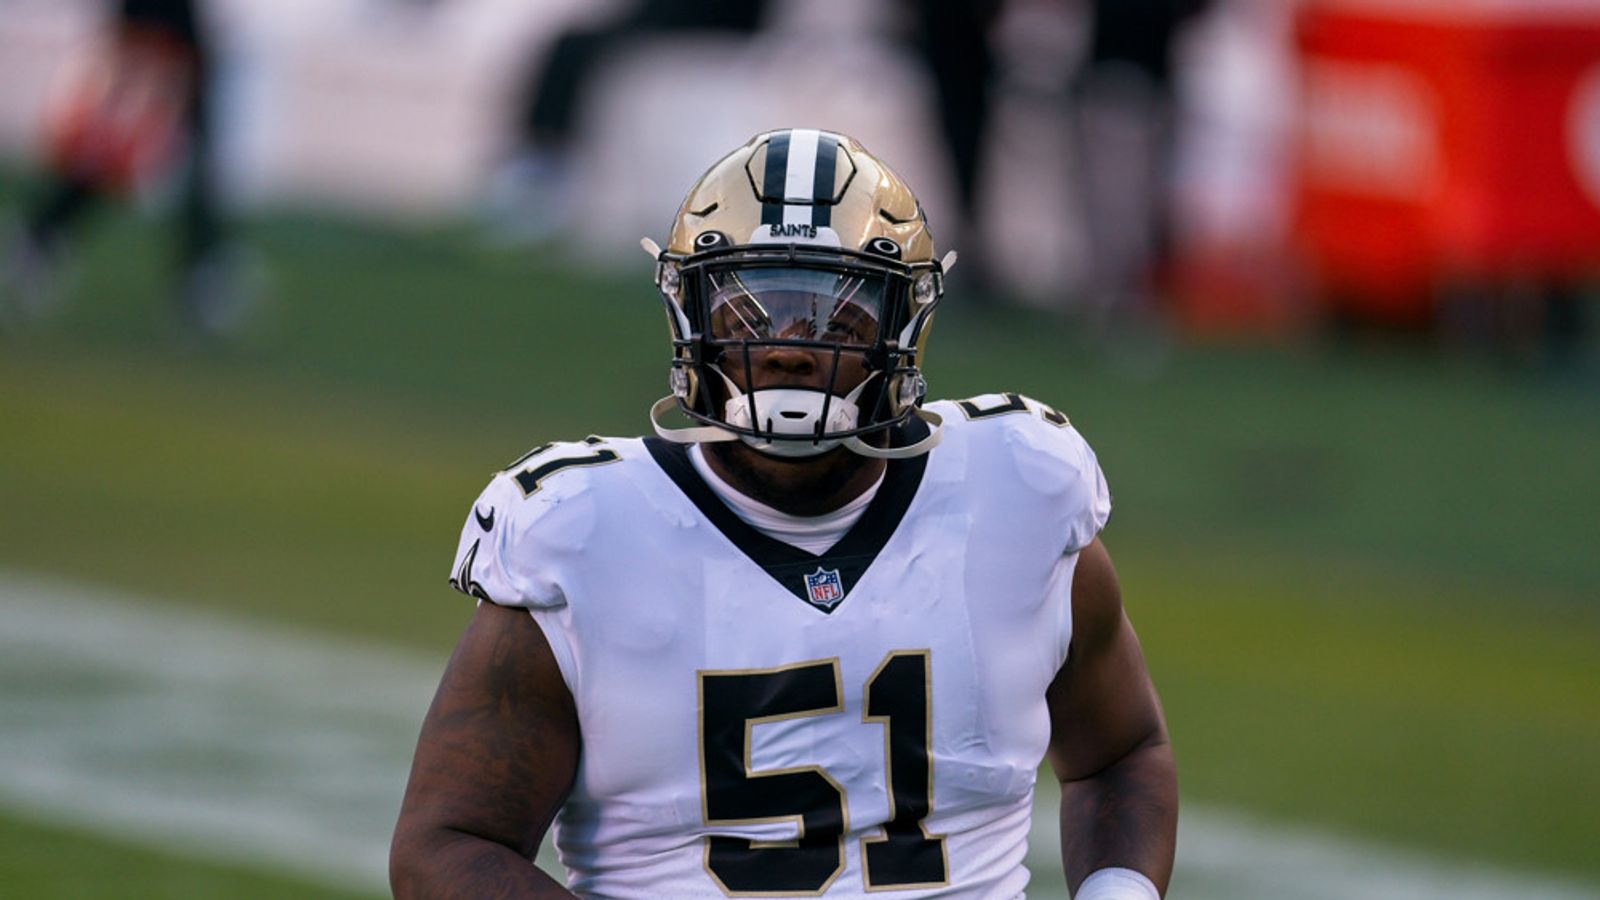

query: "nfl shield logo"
left=802, top=567, right=846, bottom=611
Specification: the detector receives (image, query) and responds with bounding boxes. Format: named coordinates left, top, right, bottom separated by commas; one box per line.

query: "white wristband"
left=1074, top=867, right=1160, bottom=900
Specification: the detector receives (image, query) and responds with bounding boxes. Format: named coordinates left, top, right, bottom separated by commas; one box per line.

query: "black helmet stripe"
left=759, top=129, right=840, bottom=229
left=811, top=133, right=838, bottom=227
left=759, top=131, right=791, bottom=226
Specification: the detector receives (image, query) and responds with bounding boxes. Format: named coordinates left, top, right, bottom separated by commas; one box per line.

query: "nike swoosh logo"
left=475, top=506, right=495, bottom=531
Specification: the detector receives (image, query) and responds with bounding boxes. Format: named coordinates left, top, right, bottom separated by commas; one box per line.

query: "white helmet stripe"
left=782, top=129, right=821, bottom=226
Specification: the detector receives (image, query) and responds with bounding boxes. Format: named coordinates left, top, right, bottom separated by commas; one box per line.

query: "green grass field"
left=0, top=812, right=377, bottom=900
left=2, top=197, right=1598, bottom=896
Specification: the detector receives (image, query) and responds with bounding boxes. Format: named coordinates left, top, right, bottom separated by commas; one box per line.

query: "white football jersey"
left=448, top=394, right=1111, bottom=899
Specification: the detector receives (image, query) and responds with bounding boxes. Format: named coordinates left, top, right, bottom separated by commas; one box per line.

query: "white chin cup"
left=724, top=387, right=861, bottom=457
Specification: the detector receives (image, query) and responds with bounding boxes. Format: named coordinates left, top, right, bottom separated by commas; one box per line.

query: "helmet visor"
left=705, top=266, right=886, bottom=347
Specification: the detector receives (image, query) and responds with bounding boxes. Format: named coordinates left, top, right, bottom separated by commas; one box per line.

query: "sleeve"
left=446, top=473, right=566, bottom=610
left=1000, top=395, right=1113, bottom=555
left=1036, top=421, right=1111, bottom=670
left=1060, top=426, right=1112, bottom=555
left=1030, top=426, right=1110, bottom=672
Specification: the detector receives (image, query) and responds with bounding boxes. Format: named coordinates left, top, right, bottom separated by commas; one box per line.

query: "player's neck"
left=703, top=442, right=887, bottom=518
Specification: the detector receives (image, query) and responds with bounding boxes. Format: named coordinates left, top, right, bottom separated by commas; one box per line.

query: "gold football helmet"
left=643, top=129, right=952, bottom=459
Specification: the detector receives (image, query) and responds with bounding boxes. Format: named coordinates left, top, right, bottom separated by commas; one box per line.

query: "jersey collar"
left=644, top=418, right=931, bottom=614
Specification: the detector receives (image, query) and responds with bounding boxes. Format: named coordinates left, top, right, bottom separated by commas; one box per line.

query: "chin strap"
left=842, top=407, right=944, bottom=458
left=650, top=396, right=741, bottom=444
left=649, top=398, right=944, bottom=459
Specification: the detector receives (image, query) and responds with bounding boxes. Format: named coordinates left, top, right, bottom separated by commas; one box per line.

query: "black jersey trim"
left=644, top=418, right=930, bottom=614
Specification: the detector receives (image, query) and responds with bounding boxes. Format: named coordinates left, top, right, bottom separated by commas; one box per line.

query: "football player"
left=393, top=130, right=1176, bottom=899
left=2, top=0, right=242, bottom=337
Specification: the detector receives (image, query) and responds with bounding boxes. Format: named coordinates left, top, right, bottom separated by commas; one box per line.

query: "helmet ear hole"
left=866, top=236, right=902, bottom=260
left=695, top=231, right=730, bottom=251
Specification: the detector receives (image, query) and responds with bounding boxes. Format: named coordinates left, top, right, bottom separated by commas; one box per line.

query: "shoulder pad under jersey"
left=447, top=436, right=633, bottom=608
left=929, top=393, right=1112, bottom=553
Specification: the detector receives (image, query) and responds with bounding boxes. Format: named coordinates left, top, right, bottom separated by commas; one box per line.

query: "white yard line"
left=2, top=574, right=1595, bottom=899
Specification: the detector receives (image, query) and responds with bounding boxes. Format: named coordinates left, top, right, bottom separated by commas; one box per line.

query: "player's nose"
left=756, top=346, right=819, bottom=380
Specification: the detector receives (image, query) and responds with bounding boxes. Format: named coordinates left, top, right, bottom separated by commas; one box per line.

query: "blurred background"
left=1, top=0, right=1597, bottom=897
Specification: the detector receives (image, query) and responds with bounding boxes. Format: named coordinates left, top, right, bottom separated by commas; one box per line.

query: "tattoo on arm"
left=391, top=603, right=580, bottom=899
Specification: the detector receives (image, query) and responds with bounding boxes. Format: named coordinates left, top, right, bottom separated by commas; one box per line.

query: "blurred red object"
left=43, top=26, right=193, bottom=196
left=1292, top=2, right=1600, bottom=325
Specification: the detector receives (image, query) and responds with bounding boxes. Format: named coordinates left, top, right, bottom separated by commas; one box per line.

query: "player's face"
left=705, top=267, right=884, bottom=395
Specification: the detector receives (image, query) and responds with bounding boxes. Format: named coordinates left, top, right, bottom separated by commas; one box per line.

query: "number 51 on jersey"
left=698, top=651, right=947, bottom=894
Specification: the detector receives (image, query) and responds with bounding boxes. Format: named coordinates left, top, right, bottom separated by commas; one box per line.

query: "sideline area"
left=4, top=573, right=1595, bottom=899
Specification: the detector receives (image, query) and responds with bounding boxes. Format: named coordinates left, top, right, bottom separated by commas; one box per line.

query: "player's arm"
left=1045, top=537, right=1178, bottom=897
left=391, top=601, right=580, bottom=899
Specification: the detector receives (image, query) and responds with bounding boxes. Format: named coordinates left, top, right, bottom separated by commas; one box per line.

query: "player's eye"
left=822, top=320, right=861, bottom=342
left=711, top=296, right=770, bottom=340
